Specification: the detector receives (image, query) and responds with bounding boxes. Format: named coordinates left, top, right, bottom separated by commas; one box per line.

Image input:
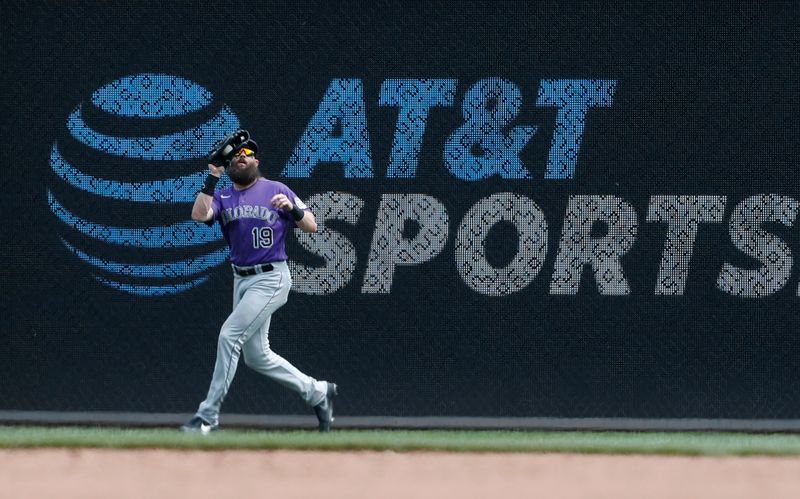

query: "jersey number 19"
left=251, top=227, right=273, bottom=248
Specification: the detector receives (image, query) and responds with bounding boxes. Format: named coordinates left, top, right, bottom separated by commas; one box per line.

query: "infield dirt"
left=3, top=449, right=799, bottom=498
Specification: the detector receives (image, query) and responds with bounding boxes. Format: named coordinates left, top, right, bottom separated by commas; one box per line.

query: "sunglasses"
left=233, top=147, right=255, bottom=157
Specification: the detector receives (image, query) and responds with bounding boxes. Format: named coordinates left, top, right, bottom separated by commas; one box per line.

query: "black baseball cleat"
left=313, top=382, right=338, bottom=432
left=180, top=416, right=218, bottom=434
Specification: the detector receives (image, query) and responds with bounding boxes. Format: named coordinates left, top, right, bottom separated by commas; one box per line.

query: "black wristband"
left=290, top=205, right=305, bottom=222
left=200, top=174, right=220, bottom=196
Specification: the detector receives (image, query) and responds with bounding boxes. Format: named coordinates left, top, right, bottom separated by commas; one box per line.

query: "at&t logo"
left=48, top=73, right=238, bottom=296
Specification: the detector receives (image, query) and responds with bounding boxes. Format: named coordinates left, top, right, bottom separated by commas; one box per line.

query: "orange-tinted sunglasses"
left=233, top=147, right=255, bottom=157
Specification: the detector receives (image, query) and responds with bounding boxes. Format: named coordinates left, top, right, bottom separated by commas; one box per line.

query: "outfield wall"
left=2, top=1, right=800, bottom=425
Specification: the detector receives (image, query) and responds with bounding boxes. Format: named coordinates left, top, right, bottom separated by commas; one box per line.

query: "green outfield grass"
left=1, top=426, right=800, bottom=456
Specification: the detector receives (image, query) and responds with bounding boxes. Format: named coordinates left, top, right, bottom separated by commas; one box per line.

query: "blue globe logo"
left=48, top=73, right=239, bottom=296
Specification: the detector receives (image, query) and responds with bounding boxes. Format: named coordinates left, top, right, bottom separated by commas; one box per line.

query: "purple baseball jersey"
left=208, top=178, right=308, bottom=266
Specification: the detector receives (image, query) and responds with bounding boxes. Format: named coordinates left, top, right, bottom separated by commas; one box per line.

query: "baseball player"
left=180, top=133, right=337, bottom=433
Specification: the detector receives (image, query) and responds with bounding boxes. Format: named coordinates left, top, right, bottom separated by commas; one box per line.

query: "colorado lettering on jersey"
left=220, top=205, right=280, bottom=226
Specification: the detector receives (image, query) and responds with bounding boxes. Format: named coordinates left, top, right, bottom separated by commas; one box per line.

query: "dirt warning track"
left=3, top=449, right=800, bottom=499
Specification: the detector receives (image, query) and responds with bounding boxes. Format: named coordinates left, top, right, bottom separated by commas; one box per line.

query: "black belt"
left=232, top=263, right=274, bottom=277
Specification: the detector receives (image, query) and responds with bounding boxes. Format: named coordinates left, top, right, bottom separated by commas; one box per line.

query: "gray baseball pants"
left=195, top=261, right=327, bottom=426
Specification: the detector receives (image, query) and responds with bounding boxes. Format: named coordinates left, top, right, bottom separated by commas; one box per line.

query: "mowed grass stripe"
left=2, top=427, right=800, bottom=455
